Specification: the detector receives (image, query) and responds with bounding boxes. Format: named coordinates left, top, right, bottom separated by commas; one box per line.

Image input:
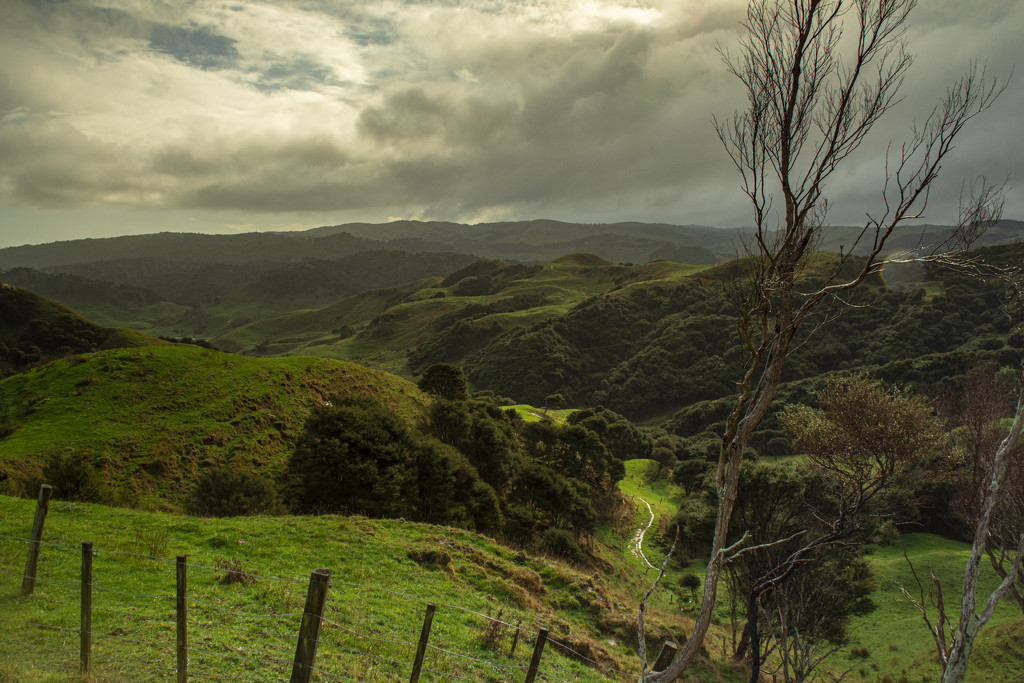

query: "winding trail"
left=629, top=495, right=658, bottom=570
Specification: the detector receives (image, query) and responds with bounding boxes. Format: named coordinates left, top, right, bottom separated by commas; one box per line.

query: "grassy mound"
left=0, top=345, right=427, bottom=509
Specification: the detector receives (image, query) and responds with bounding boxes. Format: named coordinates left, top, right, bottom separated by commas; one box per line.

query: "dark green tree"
left=288, top=398, right=419, bottom=518
left=426, top=398, right=471, bottom=445
left=417, top=363, right=470, bottom=401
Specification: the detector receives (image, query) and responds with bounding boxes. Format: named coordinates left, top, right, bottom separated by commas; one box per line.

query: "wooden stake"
left=409, top=603, right=436, bottom=683
left=81, top=541, right=92, bottom=676
left=290, top=568, right=331, bottom=683
left=510, top=619, right=522, bottom=656
left=176, top=555, right=187, bottom=683
left=22, top=484, right=52, bottom=596
left=524, top=627, right=548, bottom=683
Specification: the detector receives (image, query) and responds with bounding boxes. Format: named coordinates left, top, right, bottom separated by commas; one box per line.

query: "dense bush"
left=539, top=528, right=586, bottom=564
left=188, top=467, right=283, bottom=517
left=287, top=396, right=500, bottom=529
left=35, top=450, right=110, bottom=503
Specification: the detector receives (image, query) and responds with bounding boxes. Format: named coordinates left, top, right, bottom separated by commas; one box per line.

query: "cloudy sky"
left=0, top=0, right=1020, bottom=249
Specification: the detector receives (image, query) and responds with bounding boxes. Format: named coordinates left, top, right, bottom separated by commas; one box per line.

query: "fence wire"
left=0, top=528, right=632, bottom=682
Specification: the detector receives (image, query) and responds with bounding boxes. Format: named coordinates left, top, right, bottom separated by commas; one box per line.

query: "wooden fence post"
left=524, top=627, right=548, bottom=683
left=653, top=640, right=678, bottom=672
left=290, top=568, right=331, bottom=683
left=176, top=555, right=187, bottom=683
left=409, top=603, right=436, bottom=683
left=22, top=484, right=52, bottom=596
left=81, top=541, right=92, bottom=676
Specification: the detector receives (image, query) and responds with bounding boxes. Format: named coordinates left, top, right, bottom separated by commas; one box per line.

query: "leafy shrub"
left=188, top=467, right=282, bottom=517
left=539, top=528, right=586, bottom=564
left=35, top=450, right=110, bottom=503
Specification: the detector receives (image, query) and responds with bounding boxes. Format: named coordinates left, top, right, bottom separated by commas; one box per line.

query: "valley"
left=0, top=220, right=1022, bottom=681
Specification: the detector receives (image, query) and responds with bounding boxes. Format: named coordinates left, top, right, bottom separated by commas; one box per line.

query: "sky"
left=0, top=0, right=1021, bottom=249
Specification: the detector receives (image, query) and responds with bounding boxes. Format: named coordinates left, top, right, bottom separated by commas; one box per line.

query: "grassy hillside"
left=2, top=459, right=1021, bottom=682
left=0, top=493, right=721, bottom=682
left=0, top=345, right=428, bottom=509
left=204, top=257, right=711, bottom=377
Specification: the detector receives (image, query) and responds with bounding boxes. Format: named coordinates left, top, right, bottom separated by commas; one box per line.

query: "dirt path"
left=629, top=495, right=657, bottom=570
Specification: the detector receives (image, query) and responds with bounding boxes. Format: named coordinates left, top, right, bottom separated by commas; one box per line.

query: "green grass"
left=0, top=494, right=696, bottom=682
left=840, top=533, right=1024, bottom=683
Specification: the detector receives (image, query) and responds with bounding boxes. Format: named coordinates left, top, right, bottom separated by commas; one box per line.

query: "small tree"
left=543, top=392, right=565, bottom=414
left=417, top=363, right=469, bottom=401
left=679, top=573, right=701, bottom=603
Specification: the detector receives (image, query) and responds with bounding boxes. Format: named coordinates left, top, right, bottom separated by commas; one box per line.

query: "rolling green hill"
left=233, top=256, right=713, bottom=377
left=0, top=345, right=428, bottom=508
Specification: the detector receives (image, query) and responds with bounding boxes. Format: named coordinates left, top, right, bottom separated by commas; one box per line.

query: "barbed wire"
left=0, top=636, right=77, bottom=657
left=424, top=640, right=527, bottom=675
left=90, top=582, right=176, bottom=601
left=0, top=532, right=80, bottom=551
left=319, top=616, right=419, bottom=650
left=1, top=533, right=632, bottom=682
left=0, top=563, right=81, bottom=587
left=0, top=617, right=77, bottom=633
left=188, top=616, right=295, bottom=644
left=91, top=628, right=172, bottom=652
left=189, top=596, right=305, bottom=621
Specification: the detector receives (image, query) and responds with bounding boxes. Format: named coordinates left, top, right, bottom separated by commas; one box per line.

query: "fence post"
left=510, top=619, right=522, bottom=656
left=81, top=541, right=93, bottom=676
left=176, top=555, right=188, bottom=683
left=653, top=640, right=677, bottom=672
left=524, top=627, right=548, bottom=683
left=290, top=568, right=331, bottom=683
left=22, top=484, right=53, bottom=596
left=409, top=603, right=436, bottom=683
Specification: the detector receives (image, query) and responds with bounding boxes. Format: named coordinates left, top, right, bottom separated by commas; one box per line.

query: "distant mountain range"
left=4, top=219, right=1019, bottom=271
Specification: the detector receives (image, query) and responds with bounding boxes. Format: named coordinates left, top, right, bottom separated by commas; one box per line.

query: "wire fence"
left=0, top=491, right=639, bottom=682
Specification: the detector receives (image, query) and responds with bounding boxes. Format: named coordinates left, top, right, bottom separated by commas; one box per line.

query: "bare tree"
left=942, top=361, right=1024, bottom=613
left=902, top=358, right=1024, bottom=683
left=642, top=0, right=1005, bottom=680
